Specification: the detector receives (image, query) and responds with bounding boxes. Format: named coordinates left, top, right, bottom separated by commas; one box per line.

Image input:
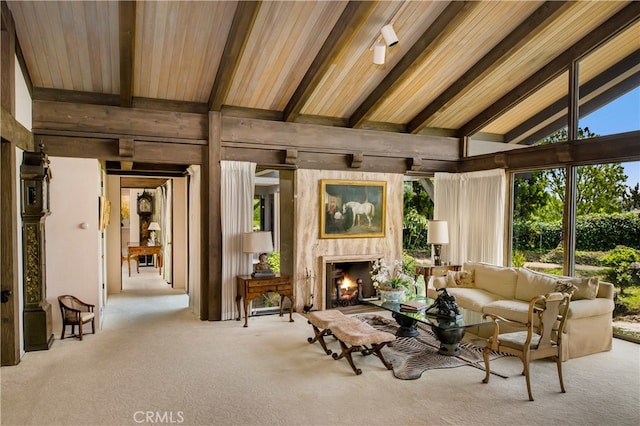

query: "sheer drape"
left=434, top=169, right=505, bottom=266
left=187, top=166, right=201, bottom=317
left=220, top=161, right=256, bottom=320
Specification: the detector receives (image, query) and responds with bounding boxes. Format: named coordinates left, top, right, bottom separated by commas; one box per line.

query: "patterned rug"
left=357, top=314, right=509, bottom=380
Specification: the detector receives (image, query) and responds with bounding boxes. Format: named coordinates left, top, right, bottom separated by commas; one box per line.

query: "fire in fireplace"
left=326, top=261, right=376, bottom=308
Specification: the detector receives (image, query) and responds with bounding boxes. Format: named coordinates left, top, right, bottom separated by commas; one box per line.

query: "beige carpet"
left=2, top=268, right=639, bottom=425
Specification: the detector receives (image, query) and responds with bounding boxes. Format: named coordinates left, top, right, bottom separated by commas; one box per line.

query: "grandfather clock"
left=137, top=190, right=154, bottom=265
left=137, top=190, right=153, bottom=242
left=20, top=145, right=54, bottom=351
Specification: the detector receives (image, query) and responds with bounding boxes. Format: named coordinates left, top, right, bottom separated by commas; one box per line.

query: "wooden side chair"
left=481, top=292, right=571, bottom=401
left=58, top=295, right=95, bottom=341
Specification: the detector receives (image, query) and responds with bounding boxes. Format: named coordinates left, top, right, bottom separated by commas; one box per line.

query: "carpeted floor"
left=357, top=314, right=507, bottom=380
left=1, top=268, right=639, bottom=425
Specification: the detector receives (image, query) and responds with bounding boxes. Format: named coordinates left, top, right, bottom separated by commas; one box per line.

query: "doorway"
left=112, top=175, right=188, bottom=297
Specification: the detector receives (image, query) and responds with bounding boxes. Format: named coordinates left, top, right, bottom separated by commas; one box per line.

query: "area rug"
left=356, top=314, right=509, bottom=380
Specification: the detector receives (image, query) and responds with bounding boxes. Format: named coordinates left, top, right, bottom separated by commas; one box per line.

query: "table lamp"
left=427, top=220, right=449, bottom=266
left=242, top=231, right=275, bottom=278
left=148, top=222, right=161, bottom=245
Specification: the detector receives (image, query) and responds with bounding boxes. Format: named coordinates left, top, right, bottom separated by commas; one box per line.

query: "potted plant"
left=370, top=258, right=416, bottom=302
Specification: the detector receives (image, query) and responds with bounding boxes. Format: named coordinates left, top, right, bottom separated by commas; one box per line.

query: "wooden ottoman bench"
left=306, top=310, right=347, bottom=355
left=330, top=317, right=395, bottom=375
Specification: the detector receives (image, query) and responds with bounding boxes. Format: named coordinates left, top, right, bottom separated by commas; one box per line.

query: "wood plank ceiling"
left=7, top=1, right=640, bottom=171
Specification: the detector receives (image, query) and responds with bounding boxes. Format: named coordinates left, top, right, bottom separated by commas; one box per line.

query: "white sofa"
left=427, top=262, right=615, bottom=361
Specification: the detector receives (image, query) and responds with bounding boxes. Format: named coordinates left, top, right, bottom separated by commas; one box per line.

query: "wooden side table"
left=235, top=274, right=294, bottom=327
left=126, top=244, right=163, bottom=277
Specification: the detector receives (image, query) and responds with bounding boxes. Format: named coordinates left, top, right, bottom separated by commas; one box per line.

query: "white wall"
left=14, top=54, right=31, bottom=130
left=14, top=57, right=29, bottom=355
left=46, top=157, right=102, bottom=336
left=106, top=175, right=122, bottom=295
left=129, top=190, right=141, bottom=243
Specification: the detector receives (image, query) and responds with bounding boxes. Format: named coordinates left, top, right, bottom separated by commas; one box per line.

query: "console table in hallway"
left=236, top=275, right=294, bottom=327
left=125, top=244, right=163, bottom=277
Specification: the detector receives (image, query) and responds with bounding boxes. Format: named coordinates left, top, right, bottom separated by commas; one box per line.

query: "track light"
left=373, top=42, right=386, bottom=65
left=381, top=24, right=398, bottom=47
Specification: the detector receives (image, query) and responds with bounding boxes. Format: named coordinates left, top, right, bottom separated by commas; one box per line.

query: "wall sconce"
left=381, top=24, right=398, bottom=47
left=242, top=231, right=275, bottom=278
left=427, top=220, right=449, bottom=266
left=148, top=222, right=161, bottom=246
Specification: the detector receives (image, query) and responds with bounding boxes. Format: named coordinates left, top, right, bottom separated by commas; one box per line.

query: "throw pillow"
left=447, top=270, right=475, bottom=288
left=555, top=279, right=578, bottom=297
left=573, top=277, right=599, bottom=300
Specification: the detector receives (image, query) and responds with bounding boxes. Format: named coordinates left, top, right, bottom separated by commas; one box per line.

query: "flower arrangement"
left=370, top=258, right=416, bottom=293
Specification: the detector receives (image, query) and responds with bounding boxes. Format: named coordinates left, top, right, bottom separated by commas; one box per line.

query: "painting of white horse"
left=320, top=179, right=386, bottom=238
left=343, top=201, right=375, bottom=228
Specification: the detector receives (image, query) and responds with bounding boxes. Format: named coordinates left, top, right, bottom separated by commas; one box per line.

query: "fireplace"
left=322, top=255, right=381, bottom=309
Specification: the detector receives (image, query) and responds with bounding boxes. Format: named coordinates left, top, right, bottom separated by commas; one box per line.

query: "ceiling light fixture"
left=373, top=42, right=386, bottom=65
left=381, top=24, right=398, bottom=47
left=371, top=22, right=400, bottom=65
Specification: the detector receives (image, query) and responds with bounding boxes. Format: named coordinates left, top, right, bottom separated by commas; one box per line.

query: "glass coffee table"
left=361, top=296, right=493, bottom=356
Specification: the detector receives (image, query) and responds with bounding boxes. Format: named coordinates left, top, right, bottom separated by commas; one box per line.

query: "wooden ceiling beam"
left=408, top=1, right=572, bottom=134
left=119, top=1, right=136, bottom=108
left=208, top=1, right=260, bottom=111
left=283, top=1, right=375, bottom=123
left=106, top=162, right=188, bottom=178
left=507, top=49, right=640, bottom=144
left=349, top=1, right=476, bottom=129
left=458, top=1, right=640, bottom=138
left=33, top=87, right=120, bottom=106
left=1, top=107, right=33, bottom=151
left=119, top=177, right=169, bottom=188
left=462, top=131, right=640, bottom=172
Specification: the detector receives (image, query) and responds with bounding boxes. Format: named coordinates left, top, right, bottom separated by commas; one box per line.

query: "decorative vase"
left=379, top=289, right=405, bottom=303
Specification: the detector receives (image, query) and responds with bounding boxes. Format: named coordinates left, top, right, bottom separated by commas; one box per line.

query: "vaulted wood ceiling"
left=7, top=0, right=640, bottom=149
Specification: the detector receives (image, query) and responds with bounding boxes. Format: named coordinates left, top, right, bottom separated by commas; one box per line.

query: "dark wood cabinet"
left=235, top=275, right=294, bottom=327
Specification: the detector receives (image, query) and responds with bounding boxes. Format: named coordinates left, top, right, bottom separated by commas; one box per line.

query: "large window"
left=511, top=168, right=565, bottom=274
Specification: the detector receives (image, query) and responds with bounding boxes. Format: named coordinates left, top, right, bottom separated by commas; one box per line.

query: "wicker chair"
left=481, top=292, right=571, bottom=401
left=58, top=295, right=95, bottom=341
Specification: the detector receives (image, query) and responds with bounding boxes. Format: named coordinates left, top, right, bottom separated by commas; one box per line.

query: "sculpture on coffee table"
left=426, top=288, right=465, bottom=356
left=426, top=288, right=461, bottom=320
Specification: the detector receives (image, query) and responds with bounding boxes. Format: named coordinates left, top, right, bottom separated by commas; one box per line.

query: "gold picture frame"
left=99, top=196, right=111, bottom=231
left=320, top=179, right=386, bottom=238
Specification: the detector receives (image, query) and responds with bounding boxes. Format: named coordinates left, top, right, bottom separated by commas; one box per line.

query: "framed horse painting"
left=320, top=180, right=386, bottom=238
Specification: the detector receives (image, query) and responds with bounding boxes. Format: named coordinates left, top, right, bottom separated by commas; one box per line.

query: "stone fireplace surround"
left=293, top=170, right=404, bottom=313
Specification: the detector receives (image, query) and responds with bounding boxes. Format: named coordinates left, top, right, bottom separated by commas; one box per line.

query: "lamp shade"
left=427, top=220, right=449, bottom=245
left=242, top=231, right=274, bottom=254
left=148, top=222, right=161, bottom=231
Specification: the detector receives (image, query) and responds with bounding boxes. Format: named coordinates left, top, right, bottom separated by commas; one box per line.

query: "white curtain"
left=220, top=161, right=255, bottom=320
left=187, top=166, right=201, bottom=317
left=434, top=169, right=505, bottom=266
